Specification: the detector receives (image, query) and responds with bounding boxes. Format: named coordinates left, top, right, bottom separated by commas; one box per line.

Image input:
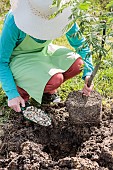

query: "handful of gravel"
left=22, top=106, right=51, bottom=126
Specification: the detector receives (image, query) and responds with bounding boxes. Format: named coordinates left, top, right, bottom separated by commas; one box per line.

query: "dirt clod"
left=66, top=90, right=102, bottom=125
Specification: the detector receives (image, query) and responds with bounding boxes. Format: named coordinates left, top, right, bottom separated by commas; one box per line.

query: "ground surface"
left=0, top=91, right=113, bottom=170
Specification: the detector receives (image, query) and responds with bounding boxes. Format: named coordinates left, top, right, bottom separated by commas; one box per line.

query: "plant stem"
left=87, top=21, right=106, bottom=87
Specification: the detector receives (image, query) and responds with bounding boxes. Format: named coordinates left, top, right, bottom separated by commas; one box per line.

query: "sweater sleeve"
left=65, top=23, right=94, bottom=79
left=0, top=12, right=20, bottom=100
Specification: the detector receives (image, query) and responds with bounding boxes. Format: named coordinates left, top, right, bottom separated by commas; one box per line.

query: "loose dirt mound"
left=0, top=94, right=113, bottom=170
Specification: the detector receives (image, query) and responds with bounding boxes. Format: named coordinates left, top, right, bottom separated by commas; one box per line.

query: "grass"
left=0, top=17, right=3, bottom=33
left=0, top=12, right=113, bottom=122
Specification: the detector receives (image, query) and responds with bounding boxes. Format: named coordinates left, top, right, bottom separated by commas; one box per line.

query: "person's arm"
left=65, top=23, right=94, bottom=95
left=66, top=23, right=93, bottom=79
left=0, top=12, right=25, bottom=111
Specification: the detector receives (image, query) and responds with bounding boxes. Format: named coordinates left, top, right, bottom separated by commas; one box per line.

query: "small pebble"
left=0, top=110, right=3, bottom=116
left=0, top=129, right=4, bottom=138
left=0, top=139, right=2, bottom=147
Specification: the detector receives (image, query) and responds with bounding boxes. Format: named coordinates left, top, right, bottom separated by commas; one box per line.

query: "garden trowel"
left=21, top=106, right=51, bottom=126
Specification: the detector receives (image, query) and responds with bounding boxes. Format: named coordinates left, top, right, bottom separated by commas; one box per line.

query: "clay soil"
left=0, top=94, right=113, bottom=170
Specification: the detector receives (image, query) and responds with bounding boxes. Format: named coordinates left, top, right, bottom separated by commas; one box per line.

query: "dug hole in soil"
left=0, top=91, right=113, bottom=170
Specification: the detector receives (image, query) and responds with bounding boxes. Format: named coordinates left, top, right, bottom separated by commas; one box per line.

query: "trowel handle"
left=21, top=107, right=26, bottom=111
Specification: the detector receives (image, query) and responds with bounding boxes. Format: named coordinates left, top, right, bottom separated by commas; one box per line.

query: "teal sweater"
left=0, top=11, right=93, bottom=100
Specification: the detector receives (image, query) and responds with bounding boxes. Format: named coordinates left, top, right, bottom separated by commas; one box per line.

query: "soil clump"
left=66, top=91, right=102, bottom=125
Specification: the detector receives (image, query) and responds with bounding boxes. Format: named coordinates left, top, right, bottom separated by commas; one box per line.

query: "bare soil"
left=0, top=91, right=113, bottom=170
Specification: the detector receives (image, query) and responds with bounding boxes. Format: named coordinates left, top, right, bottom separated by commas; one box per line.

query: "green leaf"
left=79, top=1, right=91, bottom=11
left=106, top=0, right=113, bottom=8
